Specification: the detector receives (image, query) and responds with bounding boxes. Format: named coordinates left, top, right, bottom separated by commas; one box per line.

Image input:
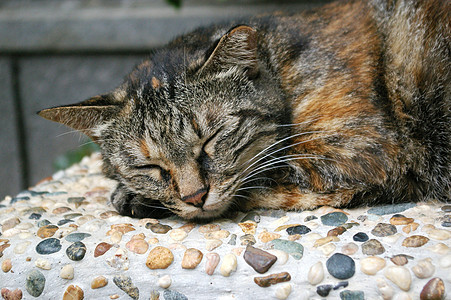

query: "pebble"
left=158, top=275, right=172, bottom=289
left=57, top=219, right=73, bottom=226
left=163, top=290, right=188, bottom=300
left=110, top=231, right=123, bottom=244
left=241, top=212, right=261, bottom=223
left=205, top=252, right=220, bottom=275
left=220, top=253, right=237, bottom=277
left=334, top=281, right=349, bottom=290
left=340, top=290, right=365, bottom=300
left=268, top=250, right=289, bottom=266
left=14, top=241, right=30, bottom=255
left=361, top=239, right=385, bottom=255
left=377, top=278, right=394, bottom=300
left=76, top=215, right=95, bottom=226
left=66, top=241, right=87, bottom=261
left=37, top=219, right=51, bottom=228
left=26, top=269, right=45, bottom=297
left=1, top=288, right=22, bottom=300
left=169, top=228, right=188, bottom=241
left=91, top=276, right=108, bottom=289
left=317, top=285, right=333, bottom=297
left=342, top=242, right=359, bottom=255
left=107, top=248, right=129, bottom=270
left=402, top=235, right=429, bottom=247
left=36, top=238, right=62, bottom=255
left=420, top=277, right=445, bottom=300
left=94, top=242, right=113, bottom=257
left=271, top=216, right=289, bottom=227
left=286, top=225, right=311, bottom=235
left=228, top=234, right=237, bottom=245
left=146, top=246, right=174, bottom=269
left=305, top=215, right=317, bottom=222
left=179, top=223, right=196, bottom=233
left=427, top=243, right=450, bottom=255
left=319, top=243, right=337, bottom=256
left=60, top=264, right=74, bottom=279
left=35, top=258, right=51, bottom=270
left=428, top=229, right=451, bottom=240
left=1, top=217, right=20, bottom=231
left=391, top=254, right=411, bottom=266
left=384, top=266, right=411, bottom=291
left=441, top=205, right=451, bottom=212
left=371, top=223, right=397, bottom=237
left=314, top=236, right=339, bottom=247
left=37, top=225, right=59, bottom=239
left=243, top=244, right=277, bottom=274
left=353, top=232, right=369, bottom=242
left=412, top=258, right=435, bottom=278
left=240, top=234, right=256, bottom=246
left=254, top=272, right=291, bottom=287
left=52, top=206, right=72, bottom=214
left=62, top=285, right=84, bottom=300
left=198, top=224, right=220, bottom=233
left=148, top=223, right=172, bottom=234
left=204, top=229, right=230, bottom=240
left=65, top=233, right=91, bottom=242
left=308, top=261, right=324, bottom=285
left=126, top=238, right=149, bottom=254
left=368, top=203, right=416, bottom=215
left=321, top=212, right=348, bottom=226
left=328, top=226, right=346, bottom=236
left=439, top=254, right=451, bottom=268
left=2, top=258, right=12, bottom=272
left=181, top=248, right=203, bottom=269
left=110, top=223, right=135, bottom=234
left=238, top=221, right=257, bottom=234
left=113, top=275, right=139, bottom=300
left=271, top=239, right=304, bottom=260
left=274, top=283, right=292, bottom=300
left=327, top=253, right=355, bottom=279
left=29, top=213, right=41, bottom=220
left=258, top=230, right=281, bottom=243
left=360, top=256, right=386, bottom=275
left=205, top=239, right=222, bottom=251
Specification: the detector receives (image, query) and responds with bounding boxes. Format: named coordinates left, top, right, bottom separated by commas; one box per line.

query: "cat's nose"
left=181, top=188, right=208, bottom=208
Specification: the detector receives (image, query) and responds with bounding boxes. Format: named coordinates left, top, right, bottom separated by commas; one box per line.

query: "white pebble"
left=305, top=221, right=319, bottom=229
left=16, top=222, right=33, bottom=230
left=18, top=232, right=33, bottom=239
left=14, top=241, right=31, bottom=254
left=169, top=228, right=188, bottom=241
left=360, top=256, right=386, bottom=275
left=60, top=264, right=74, bottom=280
left=267, top=250, right=289, bottom=266
left=220, top=253, right=237, bottom=277
left=411, top=258, right=435, bottom=278
left=428, top=229, right=451, bottom=240
left=271, top=216, right=289, bottom=227
left=392, top=292, right=412, bottom=300
left=35, top=258, right=51, bottom=270
left=427, top=243, right=450, bottom=255
left=382, top=233, right=402, bottom=244
left=318, top=243, right=336, bottom=256
left=377, top=278, right=394, bottom=300
left=308, top=262, right=324, bottom=285
left=384, top=266, right=411, bottom=291
left=2, top=228, right=20, bottom=237
left=274, top=283, right=291, bottom=300
left=110, top=231, right=123, bottom=244
left=303, top=233, right=322, bottom=242
left=206, top=239, right=222, bottom=251
left=158, top=275, right=172, bottom=289
left=439, top=254, right=451, bottom=268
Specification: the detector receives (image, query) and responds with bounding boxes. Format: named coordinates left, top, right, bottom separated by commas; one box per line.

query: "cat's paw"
left=110, top=184, right=173, bottom=219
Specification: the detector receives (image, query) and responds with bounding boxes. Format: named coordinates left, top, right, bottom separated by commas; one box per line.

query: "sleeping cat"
left=39, top=0, right=450, bottom=220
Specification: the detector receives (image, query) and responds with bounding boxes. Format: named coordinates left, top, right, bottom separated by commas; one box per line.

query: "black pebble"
left=29, top=213, right=42, bottom=220
left=334, top=281, right=349, bottom=290
left=57, top=219, right=74, bottom=226
left=66, top=241, right=87, bottom=261
left=36, top=238, right=62, bottom=255
left=317, top=285, right=333, bottom=297
left=286, top=225, right=311, bottom=235
left=353, top=232, right=369, bottom=242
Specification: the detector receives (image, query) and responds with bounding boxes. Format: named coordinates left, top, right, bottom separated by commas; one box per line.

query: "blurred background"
left=0, top=0, right=331, bottom=198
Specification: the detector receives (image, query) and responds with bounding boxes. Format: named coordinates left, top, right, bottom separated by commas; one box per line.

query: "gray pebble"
left=26, top=269, right=45, bottom=297
left=113, top=275, right=139, bottom=300
left=326, top=253, right=355, bottom=280
left=340, top=290, right=365, bottom=300
left=66, top=241, right=87, bottom=261
left=65, top=233, right=91, bottom=243
left=361, top=239, right=385, bottom=255
left=36, top=238, right=62, bottom=255
left=371, top=223, right=397, bottom=237
left=321, top=212, right=348, bottom=226
left=163, top=290, right=188, bottom=300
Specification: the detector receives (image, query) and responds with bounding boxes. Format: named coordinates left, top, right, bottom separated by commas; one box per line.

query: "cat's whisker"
left=235, top=186, right=273, bottom=192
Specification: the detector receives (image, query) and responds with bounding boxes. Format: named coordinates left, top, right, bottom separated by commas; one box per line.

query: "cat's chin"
left=176, top=203, right=231, bottom=221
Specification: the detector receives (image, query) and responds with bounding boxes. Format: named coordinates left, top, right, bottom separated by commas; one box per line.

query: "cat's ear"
left=37, top=94, right=121, bottom=140
left=200, top=25, right=258, bottom=78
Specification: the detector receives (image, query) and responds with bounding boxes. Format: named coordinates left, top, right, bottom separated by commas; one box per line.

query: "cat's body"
left=39, top=0, right=450, bottom=220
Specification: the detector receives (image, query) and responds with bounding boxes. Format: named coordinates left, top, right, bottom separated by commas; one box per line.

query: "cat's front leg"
left=110, top=183, right=173, bottom=218
left=241, top=184, right=357, bottom=211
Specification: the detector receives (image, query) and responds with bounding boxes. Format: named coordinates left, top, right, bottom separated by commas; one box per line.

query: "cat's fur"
left=39, top=0, right=450, bottom=220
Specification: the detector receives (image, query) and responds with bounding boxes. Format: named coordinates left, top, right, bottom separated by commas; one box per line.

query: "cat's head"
left=39, top=25, right=288, bottom=220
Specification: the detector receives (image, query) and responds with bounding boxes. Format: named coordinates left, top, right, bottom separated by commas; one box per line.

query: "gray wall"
left=0, top=0, right=330, bottom=198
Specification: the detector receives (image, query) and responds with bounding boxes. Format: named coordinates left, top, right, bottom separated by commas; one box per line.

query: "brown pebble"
left=52, top=207, right=72, bottom=214
left=146, top=246, right=174, bottom=269
left=99, top=211, right=120, bottom=219
left=1, top=288, right=23, bottom=300
left=179, top=223, right=196, bottom=233
left=327, top=226, right=346, bottom=237
left=243, top=244, right=277, bottom=274
left=62, top=285, right=84, bottom=300
left=37, top=225, right=59, bottom=239
left=181, top=248, right=203, bottom=269
left=362, top=239, right=385, bottom=255
left=205, top=253, right=220, bottom=275
left=402, top=235, right=429, bottom=248
left=110, top=223, right=135, bottom=234
left=126, top=238, right=149, bottom=254
left=420, top=277, right=445, bottom=300
left=390, top=254, right=412, bottom=266
left=1, top=218, right=20, bottom=231
left=238, top=221, right=257, bottom=235
left=287, top=234, right=302, bottom=241
left=390, top=216, right=414, bottom=225
left=2, top=258, right=12, bottom=273
left=94, top=242, right=113, bottom=258
left=109, top=295, right=119, bottom=299
left=148, top=224, right=172, bottom=234
left=91, top=276, right=108, bottom=289
left=258, top=231, right=281, bottom=243
left=0, top=243, right=11, bottom=257
left=254, top=272, right=291, bottom=287
left=198, top=224, right=220, bottom=234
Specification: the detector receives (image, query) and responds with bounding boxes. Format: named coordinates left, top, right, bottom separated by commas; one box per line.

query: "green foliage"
left=166, top=0, right=182, bottom=8
left=53, top=142, right=100, bottom=171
